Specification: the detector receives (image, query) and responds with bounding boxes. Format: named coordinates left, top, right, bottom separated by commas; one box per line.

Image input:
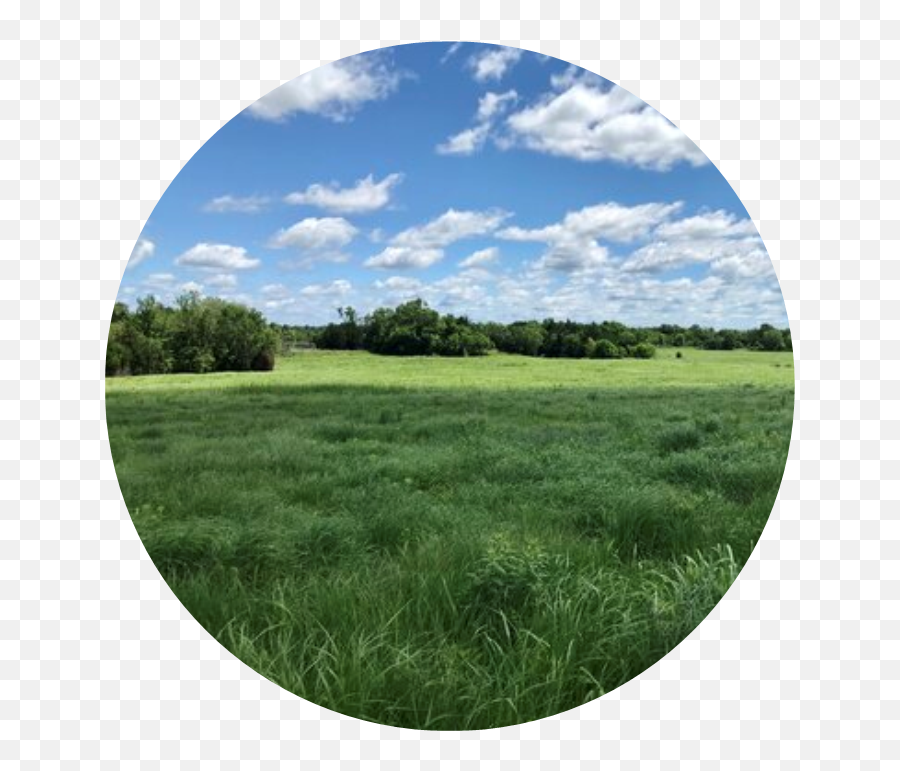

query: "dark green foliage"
left=632, top=342, right=657, bottom=359
left=593, top=339, right=622, bottom=359
left=306, top=299, right=788, bottom=361
left=760, top=328, right=786, bottom=351
left=105, top=293, right=278, bottom=376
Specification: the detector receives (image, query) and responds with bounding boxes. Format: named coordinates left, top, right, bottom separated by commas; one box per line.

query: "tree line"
left=106, top=294, right=278, bottom=376
left=108, top=295, right=793, bottom=376
left=304, top=299, right=792, bottom=359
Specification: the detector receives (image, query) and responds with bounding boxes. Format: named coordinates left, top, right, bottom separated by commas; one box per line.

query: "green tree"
left=593, top=339, right=621, bottom=359
left=760, top=328, right=785, bottom=351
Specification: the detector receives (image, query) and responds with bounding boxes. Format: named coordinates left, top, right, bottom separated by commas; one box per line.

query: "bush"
left=252, top=349, right=276, bottom=371
left=631, top=342, right=656, bottom=359
left=593, top=339, right=621, bottom=359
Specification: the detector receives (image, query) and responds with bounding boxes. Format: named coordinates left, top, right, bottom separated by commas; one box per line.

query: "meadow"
left=106, top=348, right=794, bottom=730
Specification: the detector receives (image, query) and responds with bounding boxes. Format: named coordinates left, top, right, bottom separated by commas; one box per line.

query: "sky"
left=120, top=42, right=788, bottom=330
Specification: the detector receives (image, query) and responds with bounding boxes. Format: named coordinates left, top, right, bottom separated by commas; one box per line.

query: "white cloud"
left=299, top=279, right=353, bottom=296
left=437, top=90, right=517, bottom=156
left=436, top=124, right=491, bottom=156
left=175, top=243, right=261, bottom=270
left=441, top=42, right=464, bottom=63
left=284, top=173, right=402, bottom=214
left=205, top=273, right=238, bottom=289
left=246, top=55, right=402, bottom=122
left=203, top=195, right=270, bottom=214
left=144, top=273, right=176, bottom=287
left=375, top=276, right=424, bottom=292
left=498, top=202, right=682, bottom=273
left=654, top=210, right=759, bottom=241
left=179, top=281, right=204, bottom=295
left=505, top=82, right=709, bottom=170
left=621, top=210, right=766, bottom=278
left=623, top=236, right=770, bottom=278
left=128, top=238, right=155, bottom=268
left=459, top=247, right=499, bottom=268
left=366, top=209, right=510, bottom=270
left=261, top=283, right=291, bottom=298
left=476, top=90, right=518, bottom=121
left=264, top=297, right=296, bottom=310
left=393, top=209, right=510, bottom=249
left=468, top=47, right=523, bottom=82
left=268, top=217, right=358, bottom=253
left=365, top=246, right=445, bottom=270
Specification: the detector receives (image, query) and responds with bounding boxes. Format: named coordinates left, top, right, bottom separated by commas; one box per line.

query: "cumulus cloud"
left=622, top=210, right=766, bottom=278
left=459, top=247, right=499, bottom=268
left=285, top=173, right=403, bottom=214
left=437, top=90, right=517, bottom=156
left=468, top=46, right=523, bottom=82
left=261, top=283, right=291, bottom=298
left=128, top=238, right=155, bottom=268
left=268, top=217, right=358, bottom=253
left=436, top=124, right=492, bottom=156
left=205, top=273, right=238, bottom=289
left=175, top=243, right=261, bottom=270
left=365, top=246, right=444, bottom=270
left=299, top=279, right=353, bottom=297
left=179, top=281, right=204, bottom=294
left=203, top=195, right=270, bottom=214
left=504, top=82, right=709, bottom=170
left=374, top=276, right=424, bottom=293
left=144, top=272, right=176, bottom=287
left=498, top=202, right=682, bottom=273
left=393, top=209, right=510, bottom=249
left=654, top=210, right=759, bottom=241
left=246, top=55, right=402, bottom=122
left=366, top=209, right=510, bottom=269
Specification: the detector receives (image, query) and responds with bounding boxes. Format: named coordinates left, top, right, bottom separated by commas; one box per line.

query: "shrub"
left=252, top=349, right=276, bottom=371
left=631, top=342, right=657, bottom=359
left=760, top=328, right=785, bottom=351
left=675, top=351, right=683, bottom=359
left=593, top=339, right=621, bottom=359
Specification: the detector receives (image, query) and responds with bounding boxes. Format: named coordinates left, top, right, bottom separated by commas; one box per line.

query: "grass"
left=106, top=349, right=794, bottom=729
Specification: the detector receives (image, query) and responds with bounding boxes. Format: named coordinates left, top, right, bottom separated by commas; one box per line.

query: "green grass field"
left=107, top=349, right=794, bottom=729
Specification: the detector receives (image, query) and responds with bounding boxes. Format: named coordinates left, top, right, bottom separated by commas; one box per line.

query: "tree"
left=631, top=342, right=656, bottom=359
left=593, top=339, right=621, bottom=359
left=105, top=295, right=278, bottom=377
left=760, top=328, right=785, bottom=351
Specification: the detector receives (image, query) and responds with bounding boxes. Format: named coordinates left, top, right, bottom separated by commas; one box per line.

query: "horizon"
left=119, top=42, right=789, bottom=331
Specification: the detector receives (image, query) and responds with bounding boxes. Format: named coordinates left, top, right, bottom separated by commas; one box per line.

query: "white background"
left=2, top=1, right=895, bottom=766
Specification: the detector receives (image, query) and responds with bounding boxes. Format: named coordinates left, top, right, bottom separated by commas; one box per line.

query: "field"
left=106, top=349, right=794, bottom=730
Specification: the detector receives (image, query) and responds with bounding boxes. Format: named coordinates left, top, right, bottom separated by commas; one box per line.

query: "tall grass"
left=108, top=350, right=793, bottom=729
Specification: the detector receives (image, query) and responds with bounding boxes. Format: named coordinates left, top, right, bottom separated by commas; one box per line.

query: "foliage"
left=105, top=293, right=278, bottom=376
left=304, top=298, right=790, bottom=361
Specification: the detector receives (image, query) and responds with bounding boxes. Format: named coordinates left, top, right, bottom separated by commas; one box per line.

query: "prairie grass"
left=107, top=349, right=793, bottom=729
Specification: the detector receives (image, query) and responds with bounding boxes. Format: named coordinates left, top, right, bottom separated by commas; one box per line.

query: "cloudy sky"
left=120, top=42, right=788, bottom=329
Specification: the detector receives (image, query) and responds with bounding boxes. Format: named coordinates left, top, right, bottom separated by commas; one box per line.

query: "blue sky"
left=121, top=42, right=788, bottom=329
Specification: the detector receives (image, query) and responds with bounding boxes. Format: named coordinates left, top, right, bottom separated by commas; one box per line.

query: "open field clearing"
left=107, top=350, right=794, bottom=729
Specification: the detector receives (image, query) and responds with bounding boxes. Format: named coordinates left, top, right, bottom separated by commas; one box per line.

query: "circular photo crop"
left=106, top=43, right=794, bottom=730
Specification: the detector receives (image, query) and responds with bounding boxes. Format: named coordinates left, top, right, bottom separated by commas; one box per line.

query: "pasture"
left=106, top=349, right=794, bottom=729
